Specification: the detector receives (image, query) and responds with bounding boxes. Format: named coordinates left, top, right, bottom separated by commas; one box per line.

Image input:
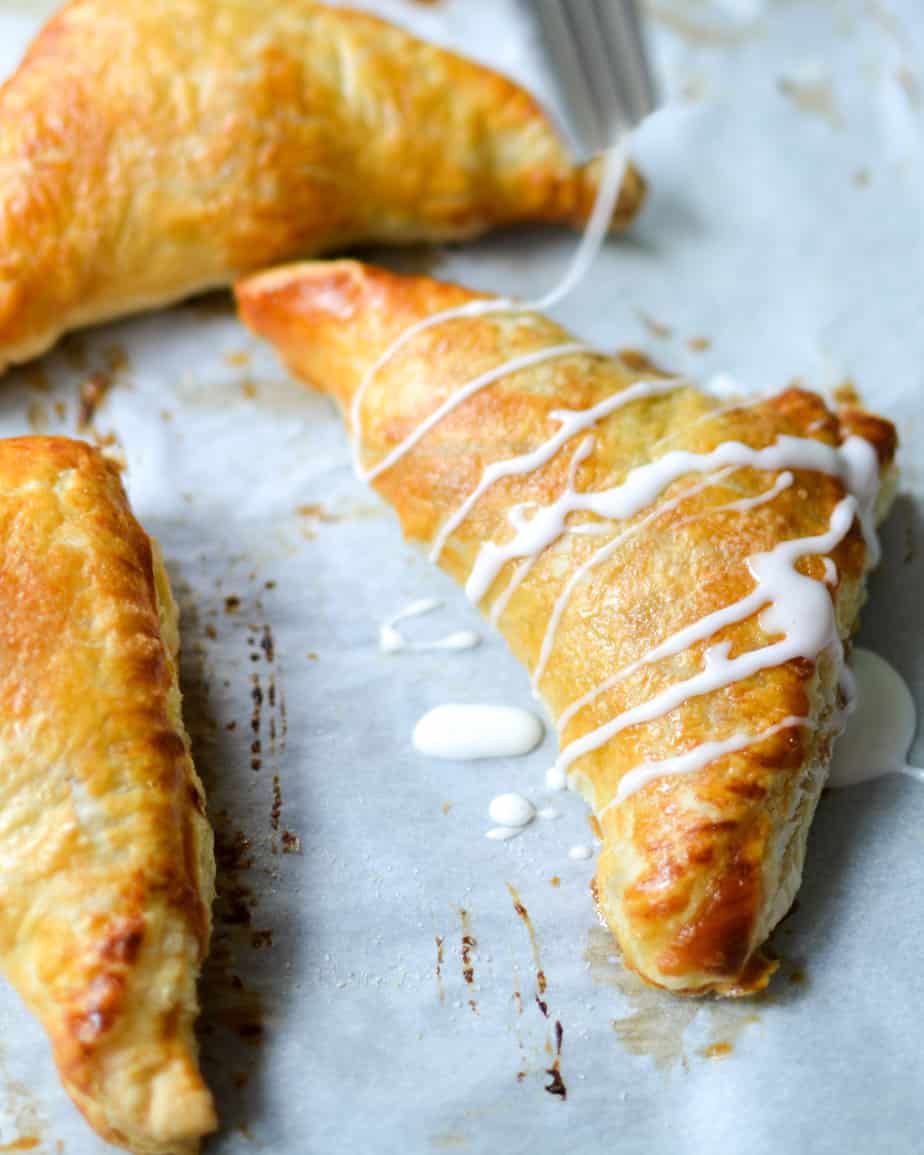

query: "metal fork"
left=532, top=0, right=658, bottom=163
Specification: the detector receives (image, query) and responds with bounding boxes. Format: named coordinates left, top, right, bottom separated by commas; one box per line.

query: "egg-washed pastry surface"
left=0, top=0, right=644, bottom=372
left=237, top=259, right=897, bottom=996
left=0, top=438, right=215, bottom=1151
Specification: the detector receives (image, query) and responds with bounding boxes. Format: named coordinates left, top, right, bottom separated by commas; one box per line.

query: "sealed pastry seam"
left=236, top=259, right=898, bottom=997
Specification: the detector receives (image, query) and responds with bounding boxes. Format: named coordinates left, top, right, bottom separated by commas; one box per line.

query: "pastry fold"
left=0, top=0, right=643, bottom=371
left=237, top=259, right=897, bottom=996
left=0, top=438, right=215, bottom=1150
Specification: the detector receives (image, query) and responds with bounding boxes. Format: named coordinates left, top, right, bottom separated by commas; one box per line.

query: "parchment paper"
left=0, top=2, right=921, bottom=1152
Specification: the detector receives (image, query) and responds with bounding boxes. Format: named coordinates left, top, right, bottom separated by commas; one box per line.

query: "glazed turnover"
left=237, top=259, right=897, bottom=996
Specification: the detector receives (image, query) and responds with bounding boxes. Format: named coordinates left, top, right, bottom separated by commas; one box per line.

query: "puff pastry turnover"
left=0, top=438, right=215, bottom=1150
left=0, top=0, right=644, bottom=371
left=237, top=259, right=897, bottom=996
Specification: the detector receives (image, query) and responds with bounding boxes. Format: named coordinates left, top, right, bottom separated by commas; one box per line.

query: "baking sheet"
left=0, top=1, right=922, bottom=1152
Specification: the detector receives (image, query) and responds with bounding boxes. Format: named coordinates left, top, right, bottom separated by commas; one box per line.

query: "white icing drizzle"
left=412, top=704, right=544, bottom=760
left=821, top=556, right=838, bottom=585
left=365, top=342, right=593, bottom=483
left=554, top=474, right=801, bottom=732
left=552, top=496, right=860, bottom=782
left=600, top=716, right=811, bottom=811
left=537, top=467, right=788, bottom=695
left=350, top=145, right=629, bottom=480
left=429, top=377, right=682, bottom=563
left=379, top=598, right=480, bottom=654
left=838, top=435, right=881, bottom=563
left=466, top=436, right=876, bottom=607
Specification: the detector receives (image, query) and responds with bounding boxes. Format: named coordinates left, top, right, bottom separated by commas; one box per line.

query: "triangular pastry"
left=237, top=260, right=897, bottom=996
left=0, top=0, right=644, bottom=371
left=0, top=438, right=215, bottom=1149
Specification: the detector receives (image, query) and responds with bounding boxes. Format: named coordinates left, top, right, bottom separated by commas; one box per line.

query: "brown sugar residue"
left=270, top=776, right=282, bottom=831
left=507, top=884, right=547, bottom=1001
left=225, top=349, right=252, bottom=368
left=700, top=1040, right=734, bottom=1060
left=647, top=3, right=764, bottom=46
left=549, top=876, right=561, bottom=888
left=24, top=364, right=50, bottom=392
left=544, top=1020, right=567, bottom=1100
left=430, top=1135, right=466, bottom=1151
left=852, top=167, right=871, bottom=187
left=26, top=400, right=48, bottom=434
left=584, top=927, right=762, bottom=1070
left=778, top=67, right=844, bottom=130
left=617, top=348, right=672, bottom=378
left=297, top=502, right=338, bottom=525
left=897, top=65, right=920, bottom=109
left=250, top=673, right=263, bottom=772
left=281, top=830, right=302, bottom=854
left=435, top=936, right=445, bottom=1004
left=77, top=370, right=113, bottom=431
left=636, top=310, right=673, bottom=339
left=297, top=501, right=385, bottom=538
left=460, top=909, right=477, bottom=1006
left=0, top=1138, right=40, bottom=1151
left=687, top=336, right=712, bottom=352
left=441, top=801, right=454, bottom=815
left=224, top=595, right=241, bottom=613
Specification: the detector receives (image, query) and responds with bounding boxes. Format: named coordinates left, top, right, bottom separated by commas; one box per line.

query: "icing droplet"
left=537, top=807, right=560, bottom=820
left=545, top=765, right=568, bottom=791
left=827, top=648, right=918, bottom=787
left=488, top=793, right=536, bottom=828
left=568, top=845, right=593, bottom=861
left=412, top=704, right=544, bottom=760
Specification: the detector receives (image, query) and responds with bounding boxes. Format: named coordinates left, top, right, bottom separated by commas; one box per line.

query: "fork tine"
left=535, top=0, right=607, bottom=156
left=533, top=0, right=658, bottom=163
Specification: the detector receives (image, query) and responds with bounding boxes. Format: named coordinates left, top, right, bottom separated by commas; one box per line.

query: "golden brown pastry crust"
left=237, top=259, right=897, bottom=996
left=0, top=0, right=644, bottom=371
left=0, top=438, right=216, bottom=1151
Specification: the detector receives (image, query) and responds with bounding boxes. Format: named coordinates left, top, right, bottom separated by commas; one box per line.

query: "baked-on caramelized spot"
left=99, top=919, right=145, bottom=966
left=655, top=820, right=767, bottom=978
